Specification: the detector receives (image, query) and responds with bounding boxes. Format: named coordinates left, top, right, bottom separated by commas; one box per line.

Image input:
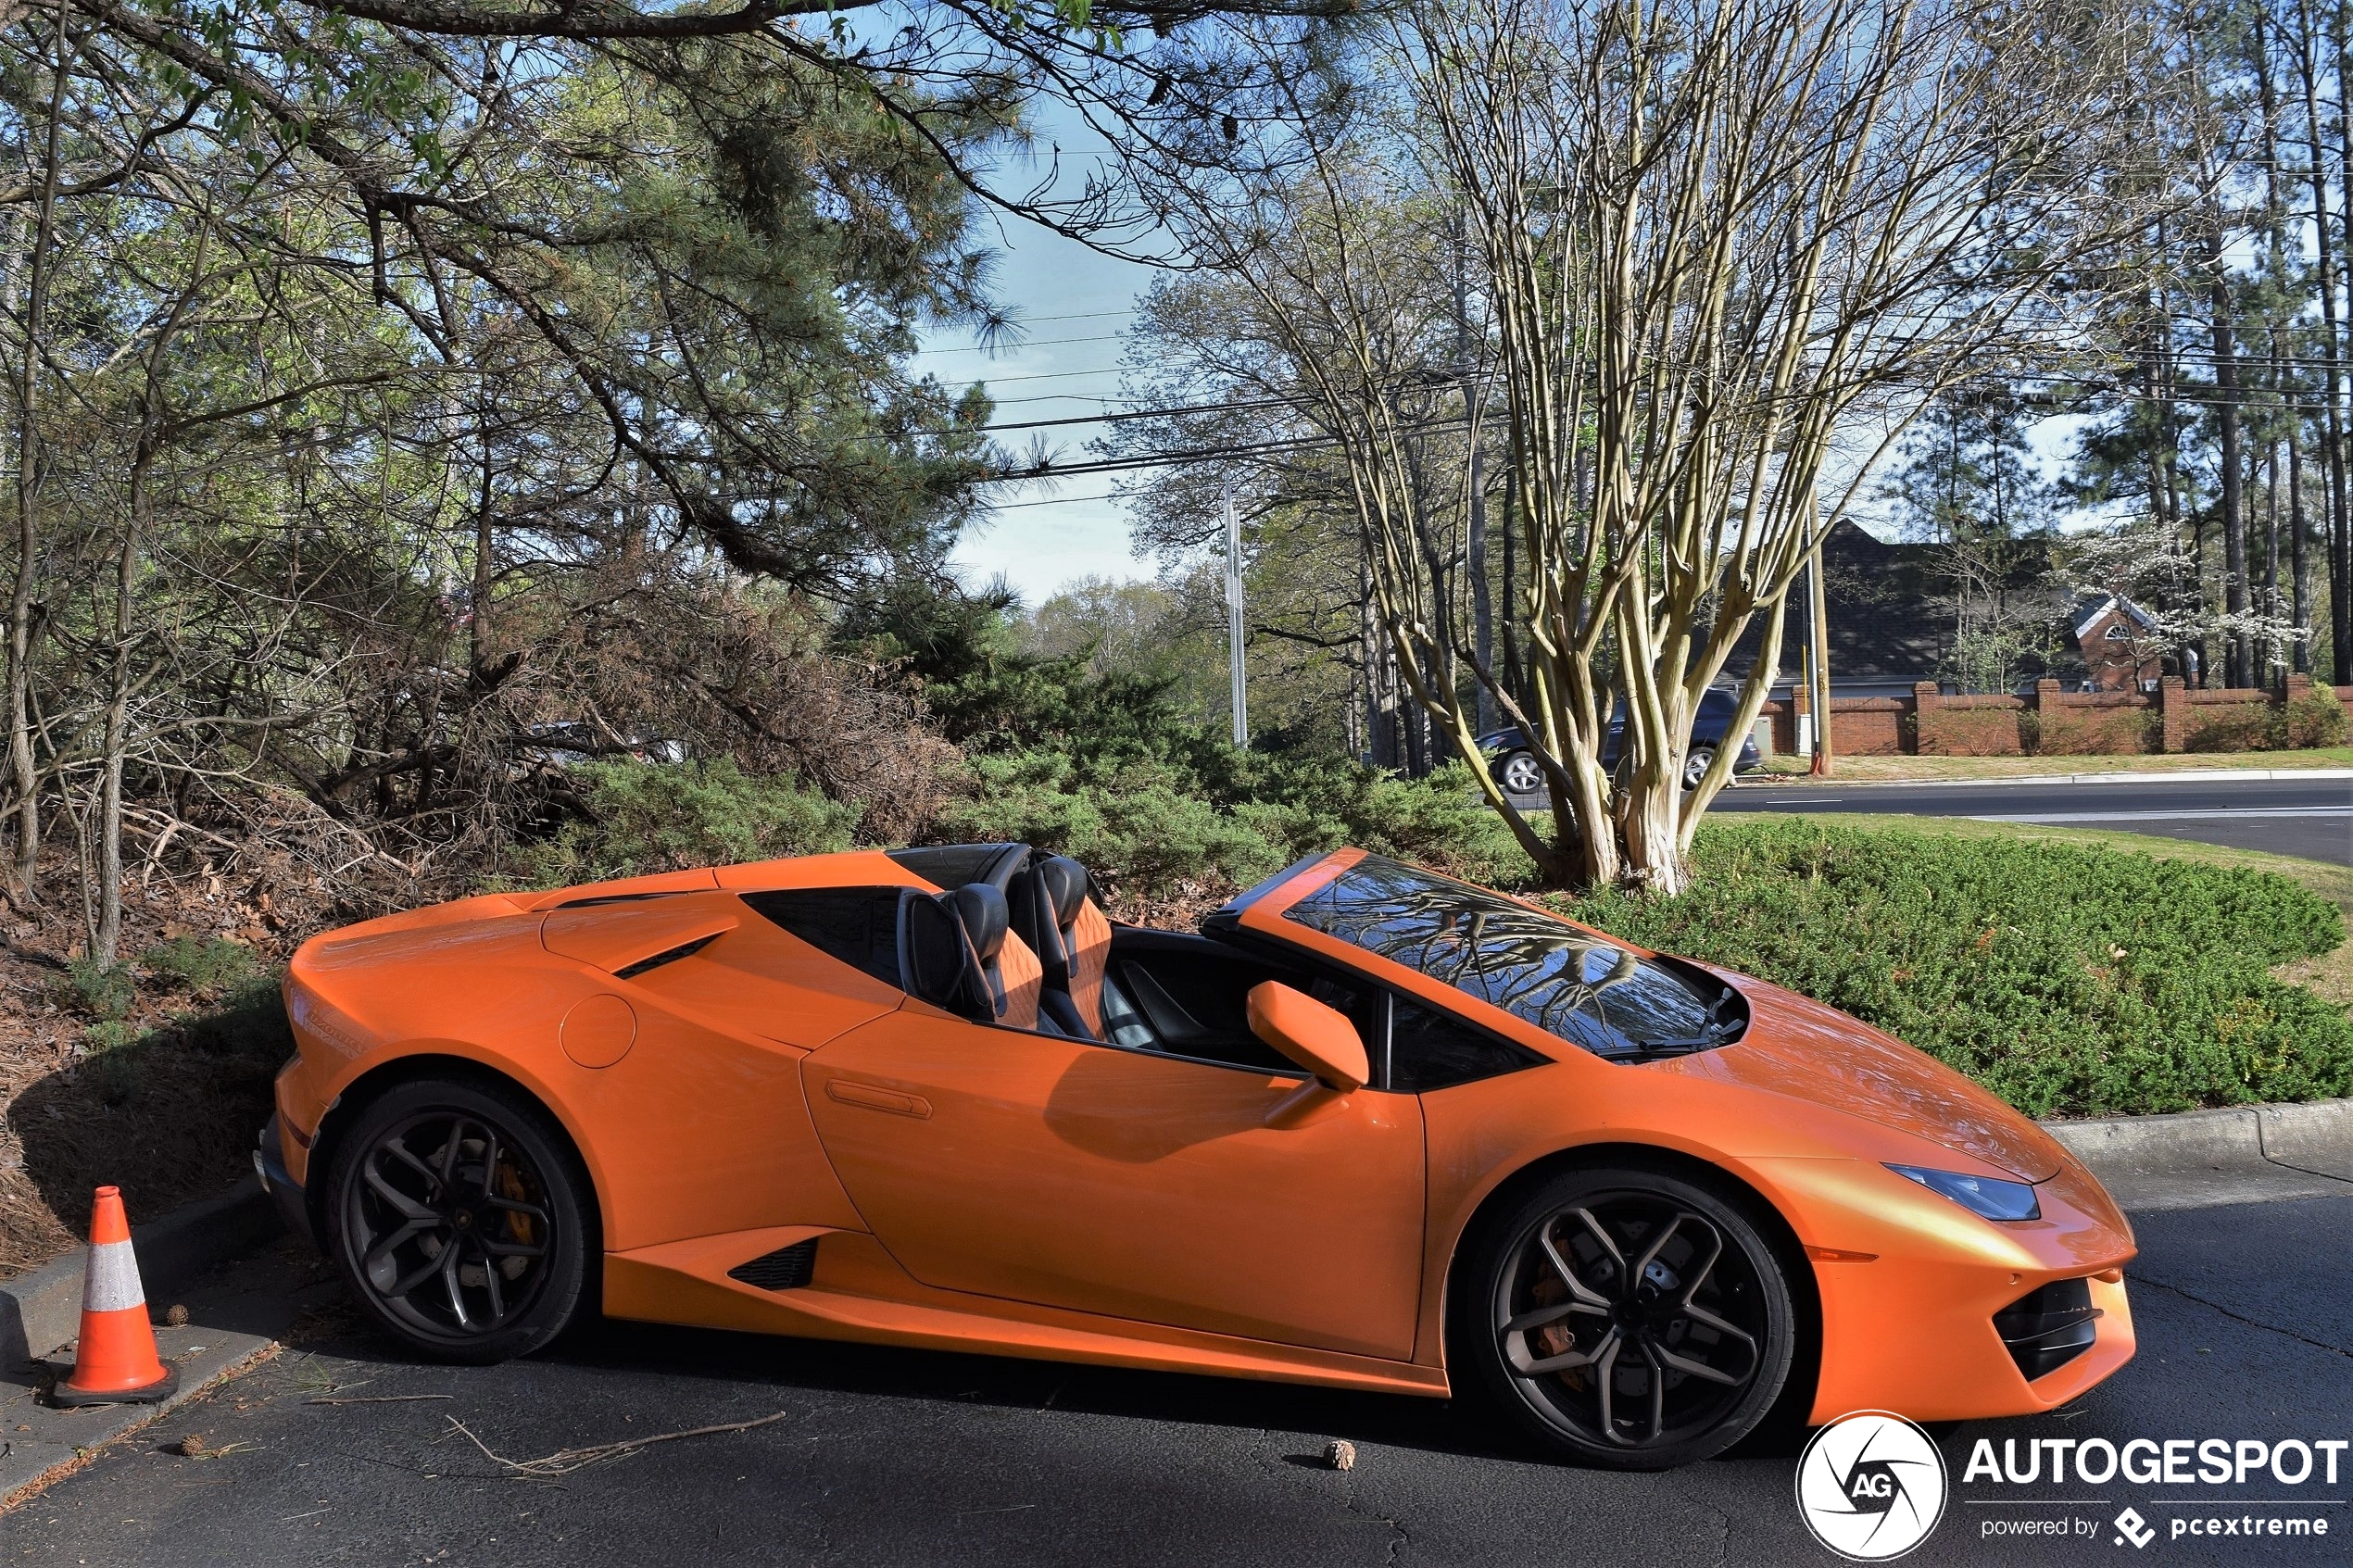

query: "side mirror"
left=1247, top=982, right=1367, bottom=1094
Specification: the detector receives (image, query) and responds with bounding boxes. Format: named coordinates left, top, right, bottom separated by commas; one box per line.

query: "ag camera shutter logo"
left=1795, top=1411, right=1949, bottom=1561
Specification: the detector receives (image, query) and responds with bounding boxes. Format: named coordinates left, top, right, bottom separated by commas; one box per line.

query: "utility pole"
left=1807, top=483, right=1834, bottom=777
left=1225, top=482, right=1249, bottom=748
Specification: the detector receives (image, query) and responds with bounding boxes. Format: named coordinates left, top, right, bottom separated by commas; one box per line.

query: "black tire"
left=1456, top=1163, right=1798, bottom=1470
left=322, top=1077, right=593, bottom=1364
left=1682, top=747, right=1717, bottom=790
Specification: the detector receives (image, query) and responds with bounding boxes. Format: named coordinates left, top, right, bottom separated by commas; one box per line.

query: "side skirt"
left=604, top=1228, right=1452, bottom=1400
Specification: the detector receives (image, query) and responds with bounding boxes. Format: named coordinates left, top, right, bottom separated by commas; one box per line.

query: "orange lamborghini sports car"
left=257, top=844, right=2135, bottom=1468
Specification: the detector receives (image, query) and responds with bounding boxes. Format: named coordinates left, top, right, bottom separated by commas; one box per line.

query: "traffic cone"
left=49, top=1186, right=178, bottom=1407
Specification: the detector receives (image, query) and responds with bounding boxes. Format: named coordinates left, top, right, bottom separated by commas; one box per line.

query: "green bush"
left=930, top=750, right=1538, bottom=909
left=511, top=757, right=860, bottom=888
left=2279, top=683, right=2348, bottom=748
left=2183, top=703, right=2272, bottom=752
left=1557, top=817, right=2353, bottom=1117
left=934, top=751, right=1289, bottom=903
left=141, top=935, right=260, bottom=997
left=62, top=957, right=136, bottom=1022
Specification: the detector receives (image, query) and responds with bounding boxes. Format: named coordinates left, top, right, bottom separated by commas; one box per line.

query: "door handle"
left=826, top=1079, right=932, bottom=1119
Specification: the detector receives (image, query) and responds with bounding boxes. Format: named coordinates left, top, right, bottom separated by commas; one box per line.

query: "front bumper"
left=253, top=1115, right=314, bottom=1247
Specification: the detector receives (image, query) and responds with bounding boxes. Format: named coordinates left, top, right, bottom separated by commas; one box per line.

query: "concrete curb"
left=2039, top=1097, right=2353, bottom=1211
left=0, top=1185, right=280, bottom=1370
left=1751, top=767, right=2353, bottom=791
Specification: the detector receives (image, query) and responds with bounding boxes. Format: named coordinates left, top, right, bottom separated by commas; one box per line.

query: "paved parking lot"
left=5, top=1187, right=2347, bottom=1566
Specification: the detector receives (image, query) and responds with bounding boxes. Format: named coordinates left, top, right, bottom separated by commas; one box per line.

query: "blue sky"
left=922, top=214, right=1164, bottom=605
left=915, top=103, right=2103, bottom=608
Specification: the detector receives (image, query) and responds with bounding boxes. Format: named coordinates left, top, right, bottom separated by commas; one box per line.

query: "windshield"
left=1278, top=856, right=1745, bottom=1061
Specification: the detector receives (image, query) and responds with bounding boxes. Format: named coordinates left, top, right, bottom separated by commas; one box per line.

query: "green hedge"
left=931, top=751, right=1529, bottom=909
left=1557, top=817, right=2353, bottom=1118
left=508, top=757, right=859, bottom=887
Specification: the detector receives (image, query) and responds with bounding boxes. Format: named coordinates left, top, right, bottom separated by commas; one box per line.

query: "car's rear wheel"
left=1682, top=746, right=1717, bottom=790
left=1458, top=1164, right=1797, bottom=1470
left=1498, top=750, right=1544, bottom=796
left=323, top=1078, right=592, bottom=1364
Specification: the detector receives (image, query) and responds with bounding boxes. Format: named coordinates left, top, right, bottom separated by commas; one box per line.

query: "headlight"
left=1886, top=1163, right=2041, bottom=1221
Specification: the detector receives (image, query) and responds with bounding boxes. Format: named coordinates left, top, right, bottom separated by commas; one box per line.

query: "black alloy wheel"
left=1461, top=1165, right=1797, bottom=1470
left=325, top=1078, right=592, bottom=1363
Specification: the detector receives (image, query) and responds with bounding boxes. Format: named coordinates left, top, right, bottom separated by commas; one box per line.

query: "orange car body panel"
left=273, top=844, right=2136, bottom=1423
left=803, top=1001, right=1424, bottom=1360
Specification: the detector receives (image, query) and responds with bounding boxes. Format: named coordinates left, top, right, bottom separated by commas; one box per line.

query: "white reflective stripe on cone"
left=83, top=1238, right=146, bottom=1313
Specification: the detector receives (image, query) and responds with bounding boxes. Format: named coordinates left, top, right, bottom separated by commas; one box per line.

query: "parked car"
left=260, top=841, right=2133, bottom=1470
left=1476, top=687, right=1764, bottom=795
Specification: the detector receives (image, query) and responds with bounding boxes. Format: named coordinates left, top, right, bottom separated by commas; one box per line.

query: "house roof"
left=1720, top=519, right=2077, bottom=687
left=1728, top=520, right=1947, bottom=684
left=2069, top=593, right=2156, bottom=641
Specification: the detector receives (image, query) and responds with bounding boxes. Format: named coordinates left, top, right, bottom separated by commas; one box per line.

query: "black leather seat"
left=1019, top=856, right=1098, bottom=1039
left=951, top=882, right=1012, bottom=1019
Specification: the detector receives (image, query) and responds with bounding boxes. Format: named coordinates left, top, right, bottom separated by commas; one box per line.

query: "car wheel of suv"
left=1458, top=1164, right=1798, bottom=1470
left=1499, top=750, right=1544, bottom=796
left=1682, top=746, right=1718, bottom=790
left=324, top=1077, right=594, bottom=1364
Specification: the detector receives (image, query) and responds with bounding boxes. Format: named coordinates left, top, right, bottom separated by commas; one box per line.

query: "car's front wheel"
left=1682, top=746, right=1718, bottom=790
left=322, top=1077, right=594, bottom=1364
left=1457, top=1164, right=1798, bottom=1470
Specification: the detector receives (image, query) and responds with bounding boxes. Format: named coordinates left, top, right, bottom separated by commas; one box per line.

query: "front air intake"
left=728, top=1239, right=819, bottom=1292
left=1994, top=1277, right=2101, bottom=1381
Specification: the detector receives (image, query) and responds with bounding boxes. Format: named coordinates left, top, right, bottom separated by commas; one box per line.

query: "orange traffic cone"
left=49, top=1186, right=178, bottom=1407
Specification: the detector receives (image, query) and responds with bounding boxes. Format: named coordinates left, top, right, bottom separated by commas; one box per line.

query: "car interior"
left=879, top=843, right=1373, bottom=1078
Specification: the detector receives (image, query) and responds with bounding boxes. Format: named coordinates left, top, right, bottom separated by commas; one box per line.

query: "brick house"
left=2066, top=595, right=2162, bottom=692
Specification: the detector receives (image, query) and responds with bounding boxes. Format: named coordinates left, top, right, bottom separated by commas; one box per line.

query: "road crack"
left=2128, top=1273, right=2351, bottom=1361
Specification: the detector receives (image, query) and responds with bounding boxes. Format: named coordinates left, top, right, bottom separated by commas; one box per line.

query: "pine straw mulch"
left=0, top=846, right=331, bottom=1277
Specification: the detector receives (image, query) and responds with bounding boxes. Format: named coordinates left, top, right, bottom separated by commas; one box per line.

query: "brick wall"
left=1743, top=675, right=2336, bottom=759
left=1915, top=685, right=2027, bottom=756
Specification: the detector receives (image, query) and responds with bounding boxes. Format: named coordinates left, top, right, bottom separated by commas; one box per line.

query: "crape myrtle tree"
left=1130, top=0, right=2166, bottom=893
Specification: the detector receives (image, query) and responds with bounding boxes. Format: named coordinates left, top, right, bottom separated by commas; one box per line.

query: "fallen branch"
left=444, top=1410, right=791, bottom=1477
left=305, top=1394, right=454, bottom=1406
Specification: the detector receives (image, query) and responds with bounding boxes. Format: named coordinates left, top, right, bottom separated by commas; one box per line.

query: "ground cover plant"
left=1560, top=817, right=2353, bottom=1118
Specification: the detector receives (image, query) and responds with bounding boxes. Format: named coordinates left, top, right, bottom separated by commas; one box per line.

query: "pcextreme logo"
left=1795, top=1411, right=1950, bottom=1561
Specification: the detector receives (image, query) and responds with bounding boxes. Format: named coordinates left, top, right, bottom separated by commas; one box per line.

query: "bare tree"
left=1143, top=0, right=2162, bottom=891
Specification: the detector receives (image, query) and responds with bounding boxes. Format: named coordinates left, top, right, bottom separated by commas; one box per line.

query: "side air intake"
left=728, top=1239, right=819, bottom=1292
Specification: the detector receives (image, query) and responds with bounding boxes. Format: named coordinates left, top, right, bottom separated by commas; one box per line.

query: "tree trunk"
left=2208, top=261, right=2251, bottom=689
left=2326, top=0, right=2353, bottom=675
left=6, top=5, right=71, bottom=907
left=2292, top=408, right=2312, bottom=671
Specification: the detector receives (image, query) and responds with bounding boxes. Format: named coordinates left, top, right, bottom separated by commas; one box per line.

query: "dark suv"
left=1475, top=687, right=1765, bottom=796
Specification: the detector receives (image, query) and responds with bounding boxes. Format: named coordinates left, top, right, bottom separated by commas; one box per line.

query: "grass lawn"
left=1803, top=812, right=2353, bottom=1012
left=1552, top=812, right=2353, bottom=1118
left=1753, top=747, right=2353, bottom=783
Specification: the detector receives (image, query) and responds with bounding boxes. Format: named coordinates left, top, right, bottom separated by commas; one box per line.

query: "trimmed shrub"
left=2183, top=703, right=2272, bottom=752
left=2280, top=683, right=2348, bottom=748
left=1557, top=817, right=2353, bottom=1118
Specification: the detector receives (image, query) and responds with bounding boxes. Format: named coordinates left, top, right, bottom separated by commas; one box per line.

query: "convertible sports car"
left=257, top=843, right=2135, bottom=1469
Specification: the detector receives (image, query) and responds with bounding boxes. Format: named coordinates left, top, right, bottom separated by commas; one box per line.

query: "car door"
left=802, top=981, right=1426, bottom=1361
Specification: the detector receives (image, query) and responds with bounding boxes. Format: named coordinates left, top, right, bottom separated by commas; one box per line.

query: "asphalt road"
left=1677, top=775, right=2350, bottom=864
left=6, top=1191, right=2348, bottom=1567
